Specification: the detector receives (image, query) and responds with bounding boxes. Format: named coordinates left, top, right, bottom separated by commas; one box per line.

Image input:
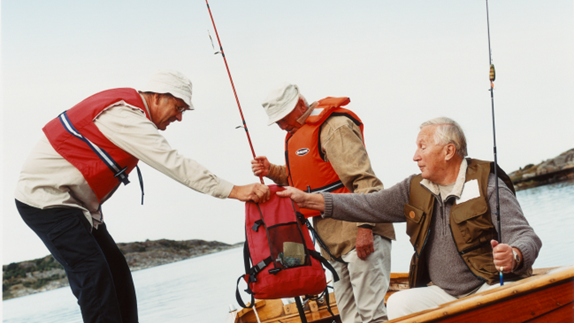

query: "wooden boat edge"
left=230, top=266, right=574, bottom=323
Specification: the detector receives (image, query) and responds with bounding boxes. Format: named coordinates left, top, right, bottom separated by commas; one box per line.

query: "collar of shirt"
left=421, top=158, right=468, bottom=200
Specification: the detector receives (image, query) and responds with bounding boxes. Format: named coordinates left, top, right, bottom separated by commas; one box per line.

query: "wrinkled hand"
left=251, top=156, right=270, bottom=177
left=355, top=227, right=374, bottom=260
left=276, top=186, right=325, bottom=212
left=229, top=184, right=271, bottom=203
left=491, top=240, right=514, bottom=273
left=275, top=186, right=307, bottom=206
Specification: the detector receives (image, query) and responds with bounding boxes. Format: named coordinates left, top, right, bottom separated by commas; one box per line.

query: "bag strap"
left=242, top=240, right=250, bottom=274
left=309, top=249, right=340, bottom=282
left=295, top=297, right=309, bottom=323
left=242, top=235, right=274, bottom=284
left=323, top=286, right=336, bottom=320
left=235, top=274, right=254, bottom=309
left=298, top=211, right=347, bottom=265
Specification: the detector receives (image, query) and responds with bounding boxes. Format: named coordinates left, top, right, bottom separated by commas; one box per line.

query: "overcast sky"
left=2, top=0, right=573, bottom=265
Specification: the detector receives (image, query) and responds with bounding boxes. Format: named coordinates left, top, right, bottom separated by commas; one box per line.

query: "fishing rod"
left=205, top=0, right=263, bottom=184
left=485, top=0, right=501, bottom=241
left=485, top=0, right=504, bottom=285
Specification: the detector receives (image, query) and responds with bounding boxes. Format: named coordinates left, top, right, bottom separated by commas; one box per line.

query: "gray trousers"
left=332, top=235, right=392, bottom=323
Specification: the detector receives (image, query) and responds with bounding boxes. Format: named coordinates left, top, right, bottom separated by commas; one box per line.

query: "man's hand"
left=229, top=184, right=271, bottom=203
left=276, top=186, right=325, bottom=212
left=251, top=156, right=270, bottom=177
left=491, top=240, right=520, bottom=273
left=355, top=227, right=374, bottom=260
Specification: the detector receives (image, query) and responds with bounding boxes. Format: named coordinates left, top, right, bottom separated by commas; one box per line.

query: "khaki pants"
left=332, top=235, right=392, bottom=323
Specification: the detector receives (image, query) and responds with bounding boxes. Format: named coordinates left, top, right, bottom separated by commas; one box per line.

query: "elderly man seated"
left=277, top=117, right=542, bottom=319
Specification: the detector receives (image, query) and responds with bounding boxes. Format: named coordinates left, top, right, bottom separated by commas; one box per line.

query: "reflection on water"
left=3, top=181, right=573, bottom=323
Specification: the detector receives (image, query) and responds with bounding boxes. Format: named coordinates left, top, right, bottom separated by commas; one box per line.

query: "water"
left=3, top=181, right=574, bottom=323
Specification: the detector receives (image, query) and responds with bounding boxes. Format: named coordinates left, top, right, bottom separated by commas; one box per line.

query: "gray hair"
left=420, top=117, right=468, bottom=158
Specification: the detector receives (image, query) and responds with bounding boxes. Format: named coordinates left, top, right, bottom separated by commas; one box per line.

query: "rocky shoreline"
left=2, top=239, right=241, bottom=300
left=509, top=148, right=574, bottom=191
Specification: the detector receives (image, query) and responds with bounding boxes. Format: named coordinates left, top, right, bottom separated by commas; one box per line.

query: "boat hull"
left=231, top=266, right=574, bottom=323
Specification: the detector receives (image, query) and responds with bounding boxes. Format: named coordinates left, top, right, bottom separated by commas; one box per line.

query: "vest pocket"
left=451, top=198, right=490, bottom=244
left=404, top=204, right=425, bottom=247
left=462, top=247, right=497, bottom=283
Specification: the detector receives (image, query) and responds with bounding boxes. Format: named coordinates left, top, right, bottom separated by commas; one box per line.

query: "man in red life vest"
left=251, top=83, right=395, bottom=323
left=15, top=69, right=270, bottom=323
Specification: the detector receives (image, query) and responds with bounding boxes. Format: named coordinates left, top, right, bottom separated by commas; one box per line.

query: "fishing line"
left=205, top=0, right=263, bottom=184
left=486, top=0, right=504, bottom=285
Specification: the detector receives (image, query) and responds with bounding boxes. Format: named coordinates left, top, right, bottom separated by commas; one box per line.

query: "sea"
left=3, top=180, right=574, bottom=323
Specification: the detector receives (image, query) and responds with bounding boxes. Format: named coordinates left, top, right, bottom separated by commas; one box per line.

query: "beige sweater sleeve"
left=95, top=105, right=234, bottom=199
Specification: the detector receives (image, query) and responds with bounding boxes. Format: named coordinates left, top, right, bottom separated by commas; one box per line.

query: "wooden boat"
left=226, top=265, right=574, bottom=323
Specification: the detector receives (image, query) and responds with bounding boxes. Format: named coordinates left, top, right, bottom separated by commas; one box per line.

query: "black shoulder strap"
left=323, top=286, right=336, bottom=319
left=235, top=274, right=254, bottom=309
left=309, top=249, right=340, bottom=282
left=300, top=213, right=347, bottom=265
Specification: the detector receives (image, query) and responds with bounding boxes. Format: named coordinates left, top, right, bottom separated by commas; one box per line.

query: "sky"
left=1, top=0, right=573, bottom=265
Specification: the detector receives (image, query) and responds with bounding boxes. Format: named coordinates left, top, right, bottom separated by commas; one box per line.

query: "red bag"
left=235, top=185, right=338, bottom=307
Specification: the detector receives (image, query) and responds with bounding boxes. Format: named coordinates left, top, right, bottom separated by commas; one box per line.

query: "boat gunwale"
left=388, top=265, right=574, bottom=322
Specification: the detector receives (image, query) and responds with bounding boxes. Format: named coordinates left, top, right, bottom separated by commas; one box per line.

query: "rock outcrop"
left=509, top=148, right=574, bottom=191
left=2, top=238, right=241, bottom=300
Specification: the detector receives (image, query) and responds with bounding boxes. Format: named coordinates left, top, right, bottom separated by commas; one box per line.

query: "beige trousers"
left=332, top=235, right=392, bottom=323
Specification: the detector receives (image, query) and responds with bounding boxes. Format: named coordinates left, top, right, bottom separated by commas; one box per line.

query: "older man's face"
left=276, top=99, right=307, bottom=134
left=413, top=125, right=448, bottom=183
left=150, top=94, right=188, bottom=131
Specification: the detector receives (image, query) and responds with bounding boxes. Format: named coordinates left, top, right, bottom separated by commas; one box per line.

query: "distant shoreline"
left=509, top=148, right=574, bottom=191
left=2, top=239, right=242, bottom=300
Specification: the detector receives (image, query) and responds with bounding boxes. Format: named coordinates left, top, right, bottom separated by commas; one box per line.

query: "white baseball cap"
left=141, top=69, right=194, bottom=110
left=261, top=83, right=300, bottom=126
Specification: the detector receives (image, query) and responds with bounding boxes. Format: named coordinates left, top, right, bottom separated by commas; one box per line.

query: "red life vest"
left=43, top=88, right=150, bottom=202
left=285, top=97, right=364, bottom=218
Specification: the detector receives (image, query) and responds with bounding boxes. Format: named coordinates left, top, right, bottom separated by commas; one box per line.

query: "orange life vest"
left=285, top=97, right=364, bottom=218
left=43, top=88, right=150, bottom=202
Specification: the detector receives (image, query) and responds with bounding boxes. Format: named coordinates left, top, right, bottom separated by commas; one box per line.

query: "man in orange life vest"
left=251, top=83, right=396, bottom=323
left=15, top=69, right=270, bottom=323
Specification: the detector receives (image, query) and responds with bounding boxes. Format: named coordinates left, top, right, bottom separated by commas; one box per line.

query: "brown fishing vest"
left=404, top=159, right=523, bottom=287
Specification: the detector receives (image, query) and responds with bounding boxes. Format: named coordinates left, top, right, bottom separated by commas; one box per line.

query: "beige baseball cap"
left=261, top=83, right=300, bottom=126
left=141, top=69, right=194, bottom=110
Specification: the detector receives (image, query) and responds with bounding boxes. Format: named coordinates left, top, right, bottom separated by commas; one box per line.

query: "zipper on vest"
left=415, top=228, right=431, bottom=259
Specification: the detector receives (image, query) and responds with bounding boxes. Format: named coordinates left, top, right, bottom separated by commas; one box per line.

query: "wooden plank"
left=525, top=301, right=574, bottom=323
left=238, top=299, right=285, bottom=323
left=389, top=266, right=574, bottom=323
left=426, top=279, right=573, bottom=322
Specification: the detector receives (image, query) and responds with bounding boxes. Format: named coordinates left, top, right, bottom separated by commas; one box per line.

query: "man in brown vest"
left=276, top=117, right=541, bottom=320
